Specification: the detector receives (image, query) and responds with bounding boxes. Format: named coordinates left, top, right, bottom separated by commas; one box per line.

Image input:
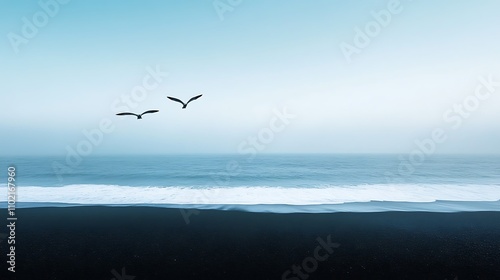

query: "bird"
left=116, top=110, right=159, bottom=119
left=167, top=94, right=203, bottom=109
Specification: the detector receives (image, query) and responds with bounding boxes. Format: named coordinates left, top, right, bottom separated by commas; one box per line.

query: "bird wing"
left=167, top=96, right=186, bottom=106
left=186, top=94, right=203, bottom=105
left=116, top=112, right=139, bottom=117
left=140, top=110, right=159, bottom=116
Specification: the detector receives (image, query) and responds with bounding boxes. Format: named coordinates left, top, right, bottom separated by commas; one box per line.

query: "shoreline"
left=1, top=207, right=499, bottom=279
left=2, top=199, right=500, bottom=213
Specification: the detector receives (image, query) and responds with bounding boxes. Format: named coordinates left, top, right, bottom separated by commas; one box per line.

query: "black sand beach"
left=1, top=207, right=500, bottom=279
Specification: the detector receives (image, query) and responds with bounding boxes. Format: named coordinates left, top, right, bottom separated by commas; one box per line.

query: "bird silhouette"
left=167, top=94, right=203, bottom=109
left=116, top=110, right=159, bottom=119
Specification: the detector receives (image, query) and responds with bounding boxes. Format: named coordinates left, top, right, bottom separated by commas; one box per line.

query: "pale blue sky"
left=1, top=0, right=499, bottom=155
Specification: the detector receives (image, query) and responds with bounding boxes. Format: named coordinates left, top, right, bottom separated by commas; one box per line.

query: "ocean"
left=2, top=154, right=500, bottom=279
left=2, top=154, right=499, bottom=212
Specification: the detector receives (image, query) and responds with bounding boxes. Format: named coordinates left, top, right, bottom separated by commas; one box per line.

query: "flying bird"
left=116, top=110, right=159, bottom=119
left=167, top=94, right=203, bottom=109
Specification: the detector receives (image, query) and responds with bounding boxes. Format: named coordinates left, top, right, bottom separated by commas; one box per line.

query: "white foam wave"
left=2, top=184, right=500, bottom=207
